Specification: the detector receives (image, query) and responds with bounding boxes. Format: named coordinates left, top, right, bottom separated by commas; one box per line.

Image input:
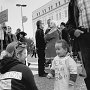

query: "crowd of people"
left=0, top=24, right=27, bottom=52
left=0, top=24, right=39, bottom=90
left=35, top=0, right=90, bottom=90
left=0, top=0, right=90, bottom=89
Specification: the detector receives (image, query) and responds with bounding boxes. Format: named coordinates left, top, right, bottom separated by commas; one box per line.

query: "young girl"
left=47, top=39, right=77, bottom=90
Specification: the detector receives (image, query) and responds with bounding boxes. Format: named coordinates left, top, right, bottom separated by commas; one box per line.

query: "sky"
left=0, top=0, right=51, bottom=38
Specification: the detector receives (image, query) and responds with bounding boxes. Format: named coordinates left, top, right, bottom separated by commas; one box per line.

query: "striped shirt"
left=77, top=0, right=90, bottom=28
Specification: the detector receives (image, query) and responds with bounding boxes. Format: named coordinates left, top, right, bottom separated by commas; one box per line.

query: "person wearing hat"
left=17, top=31, right=27, bottom=43
left=0, top=41, right=38, bottom=90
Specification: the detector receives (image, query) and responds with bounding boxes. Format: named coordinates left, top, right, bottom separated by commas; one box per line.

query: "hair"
left=55, top=39, right=70, bottom=52
left=60, top=22, right=66, bottom=27
left=36, top=20, right=42, bottom=28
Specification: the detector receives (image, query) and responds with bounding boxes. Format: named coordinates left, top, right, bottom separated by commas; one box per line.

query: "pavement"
left=27, top=55, right=87, bottom=90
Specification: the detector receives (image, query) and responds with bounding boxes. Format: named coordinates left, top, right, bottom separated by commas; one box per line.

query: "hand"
left=69, top=80, right=74, bottom=86
left=74, top=29, right=84, bottom=37
left=47, top=73, right=53, bottom=79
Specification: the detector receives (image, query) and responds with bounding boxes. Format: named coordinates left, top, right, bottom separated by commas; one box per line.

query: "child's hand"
left=69, top=80, right=75, bottom=86
left=47, top=73, right=53, bottom=79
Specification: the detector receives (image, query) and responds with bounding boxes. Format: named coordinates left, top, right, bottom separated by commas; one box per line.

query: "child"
left=47, top=39, right=77, bottom=90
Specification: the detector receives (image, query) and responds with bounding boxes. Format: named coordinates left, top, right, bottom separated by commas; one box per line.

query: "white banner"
left=0, top=29, right=4, bottom=40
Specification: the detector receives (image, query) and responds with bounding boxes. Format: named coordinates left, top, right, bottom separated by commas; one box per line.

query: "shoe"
left=39, top=74, right=47, bottom=77
left=39, top=73, right=48, bottom=77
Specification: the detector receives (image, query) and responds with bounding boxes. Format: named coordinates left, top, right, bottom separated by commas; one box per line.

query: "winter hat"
left=6, top=41, right=18, bottom=54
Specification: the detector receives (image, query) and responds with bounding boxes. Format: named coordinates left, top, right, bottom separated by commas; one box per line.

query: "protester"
left=35, top=20, right=47, bottom=77
left=45, top=19, right=51, bottom=35
left=16, top=31, right=27, bottom=44
left=31, top=44, right=37, bottom=58
left=66, top=0, right=90, bottom=89
left=5, top=26, right=17, bottom=44
left=60, top=22, right=70, bottom=44
left=47, top=39, right=77, bottom=90
left=15, top=28, right=21, bottom=40
left=0, top=41, right=38, bottom=90
left=45, top=20, right=60, bottom=58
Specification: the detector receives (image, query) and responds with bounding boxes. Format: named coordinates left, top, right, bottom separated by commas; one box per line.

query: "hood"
left=0, top=57, right=22, bottom=74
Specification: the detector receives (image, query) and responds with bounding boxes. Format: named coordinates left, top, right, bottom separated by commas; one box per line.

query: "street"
left=27, top=55, right=87, bottom=90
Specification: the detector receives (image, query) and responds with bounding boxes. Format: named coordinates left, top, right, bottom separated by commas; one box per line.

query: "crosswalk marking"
left=29, top=61, right=38, bottom=75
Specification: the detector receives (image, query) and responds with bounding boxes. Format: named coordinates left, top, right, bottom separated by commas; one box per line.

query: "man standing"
left=67, top=0, right=90, bottom=89
left=35, top=20, right=47, bottom=77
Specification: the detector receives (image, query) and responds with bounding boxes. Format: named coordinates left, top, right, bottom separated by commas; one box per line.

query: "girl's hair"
left=55, top=39, right=70, bottom=52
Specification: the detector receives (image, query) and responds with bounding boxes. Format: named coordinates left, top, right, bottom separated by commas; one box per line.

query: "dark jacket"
left=0, top=57, right=38, bottom=90
left=35, top=28, right=46, bottom=50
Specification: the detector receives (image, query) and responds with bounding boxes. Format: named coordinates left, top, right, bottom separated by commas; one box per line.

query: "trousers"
left=78, top=32, right=90, bottom=90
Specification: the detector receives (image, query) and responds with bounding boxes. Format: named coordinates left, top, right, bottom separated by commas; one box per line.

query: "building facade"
left=32, top=0, right=69, bottom=43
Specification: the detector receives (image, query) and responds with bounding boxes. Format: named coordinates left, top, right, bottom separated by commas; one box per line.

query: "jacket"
left=0, top=57, right=38, bottom=90
left=35, top=28, right=46, bottom=50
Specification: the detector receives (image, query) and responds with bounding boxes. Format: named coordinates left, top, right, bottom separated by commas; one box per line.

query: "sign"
left=22, top=16, right=27, bottom=23
left=0, top=9, right=8, bottom=24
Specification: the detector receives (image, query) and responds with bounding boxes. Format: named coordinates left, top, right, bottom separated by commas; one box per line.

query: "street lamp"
left=16, top=4, right=27, bottom=31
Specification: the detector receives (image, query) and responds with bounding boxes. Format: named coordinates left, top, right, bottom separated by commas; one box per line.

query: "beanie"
left=6, top=42, right=18, bottom=54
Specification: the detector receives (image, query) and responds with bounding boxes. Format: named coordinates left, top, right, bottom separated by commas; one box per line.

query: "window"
left=51, top=16, right=53, bottom=20
left=37, top=13, right=38, bottom=16
left=39, top=12, right=40, bottom=15
left=56, top=3, right=57, bottom=7
left=64, top=0, right=66, bottom=3
left=65, top=10, right=67, bottom=17
left=56, top=13, right=58, bottom=20
left=59, top=12, right=61, bottom=19
left=51, top=6, right=53, bottom=9
left=59, top=1, right=60, bottom=5
left=48, top=7, right=50, bottom=10
left=44, top=9, right=46, bottom=13
left=42, top=10, right=44, bottom=14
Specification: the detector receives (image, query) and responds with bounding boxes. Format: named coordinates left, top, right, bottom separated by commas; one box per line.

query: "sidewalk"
left=27, top=55, right=87, bottom=90
left=34, top=75, right=87, bottom=90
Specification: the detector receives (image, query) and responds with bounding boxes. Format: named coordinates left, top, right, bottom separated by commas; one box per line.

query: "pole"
left=1, top=6, right=3, bottom=53
left=21, top=6, right=24, bottom=31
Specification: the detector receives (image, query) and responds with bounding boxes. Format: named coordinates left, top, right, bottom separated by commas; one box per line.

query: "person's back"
left=0, top=42, right=38, bottom=90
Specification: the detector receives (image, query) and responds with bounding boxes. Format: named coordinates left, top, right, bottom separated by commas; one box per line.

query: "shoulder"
left=66, top=56, right=77, bottom=65
left=10, top=64, right=32, bottom=75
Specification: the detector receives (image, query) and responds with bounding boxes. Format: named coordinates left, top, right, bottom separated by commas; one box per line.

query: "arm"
left=68, top=57, right=77, bottom=85
left=47, top=59, right=55, bottom=78
left=23, top=66, right=38, bottom=90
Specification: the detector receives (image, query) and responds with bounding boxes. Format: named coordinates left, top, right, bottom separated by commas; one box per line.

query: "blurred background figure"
left=31, top=44, right=37, bottom=58
left=5, top=26, right=17, bottom=44
left=15, top=28, right=21, bottom=40
left=16, top=31, right=27, bottom=44
left=45, top=19, right=51, bottom=35
left=45, top=20, right=60, bottom=58
left=35, top=20, right=47, bottom=77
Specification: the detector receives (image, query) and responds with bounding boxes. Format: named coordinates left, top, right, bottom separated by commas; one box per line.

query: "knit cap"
left=6, top=41, right=27, bottom=55
left=6, top=41, right=18, bottom=54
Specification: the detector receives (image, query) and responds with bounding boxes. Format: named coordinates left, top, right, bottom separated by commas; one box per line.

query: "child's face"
left=55, top=43, right=67, bottom=57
